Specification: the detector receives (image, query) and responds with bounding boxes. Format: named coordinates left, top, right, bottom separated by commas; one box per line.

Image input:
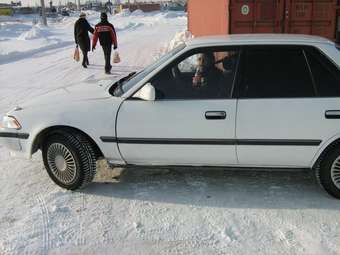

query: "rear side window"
left=305, top=47, right=340, bottom=97
left=237, top=46, right=315, bottom=98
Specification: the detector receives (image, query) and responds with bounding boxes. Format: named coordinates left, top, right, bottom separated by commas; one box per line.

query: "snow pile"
left=166, top=30, right=193, bottom=50
left=163, top=12, right=185, bottom=18
left=115, top=8, right=131, bottom=17
left=115, top=21, right=144, bottom=32
left=17, top=26, right=46, bottom=40
left=0, top=10, right=187, bottom=65
left=131, top=9, right=144, bottom=16
left=155, top=30, right=193, bottom=59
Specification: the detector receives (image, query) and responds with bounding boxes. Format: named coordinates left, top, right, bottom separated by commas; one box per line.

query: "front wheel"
left=316, top=147, right=340, bottom=199
left=42, top=130, right=97, bottom=190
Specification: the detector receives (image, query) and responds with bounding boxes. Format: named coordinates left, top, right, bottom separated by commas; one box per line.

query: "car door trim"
left=0, top=132, right=29, bottom=139
left=100, top=137, right=321, bottom=146
left=100, top=136, right=117, bottom=143
left=237, top=139, right=321, bottom=146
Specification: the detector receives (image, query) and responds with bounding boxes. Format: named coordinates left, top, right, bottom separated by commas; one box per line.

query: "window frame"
left=233, top=45, right=323, bottom=100
left=131, top=46, right=241, bottom=101
left=304, top=46, right=340, bottom=98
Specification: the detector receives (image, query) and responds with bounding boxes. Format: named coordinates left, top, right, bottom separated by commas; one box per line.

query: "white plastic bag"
left=113, top=51, right=121, bottom=63
left=73, top=47, right=80, bottom=62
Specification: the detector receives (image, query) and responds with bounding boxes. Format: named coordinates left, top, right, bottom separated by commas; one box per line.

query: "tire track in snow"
left=36, top=194, right=50, bottom=255
left=77, top=192, right=86, bottom=246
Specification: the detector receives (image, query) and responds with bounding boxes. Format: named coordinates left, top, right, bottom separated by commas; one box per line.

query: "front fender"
left=14, top=97, right=125, bottom=164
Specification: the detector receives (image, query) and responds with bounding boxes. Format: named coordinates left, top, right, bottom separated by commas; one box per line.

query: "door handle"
left=325, top=110, right=340, bottom=119
left=205, top=111, right=226, bottom=120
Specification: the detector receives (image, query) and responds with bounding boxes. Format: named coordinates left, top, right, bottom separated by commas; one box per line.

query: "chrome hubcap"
left=331, top=155, right=340, bottom=189
left=55, top=155, right=67, bottom=171
left=47, top=143, right=77, bottom=184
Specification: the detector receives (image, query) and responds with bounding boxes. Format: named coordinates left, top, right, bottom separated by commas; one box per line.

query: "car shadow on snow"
left=79, top=166, right=340, bottom=210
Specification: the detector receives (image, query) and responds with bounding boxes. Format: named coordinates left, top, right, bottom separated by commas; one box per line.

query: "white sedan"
left=1, top=34, right=340, bottom=198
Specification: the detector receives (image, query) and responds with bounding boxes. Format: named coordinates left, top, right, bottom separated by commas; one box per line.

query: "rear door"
left=235, top=45, right=340, bottom=168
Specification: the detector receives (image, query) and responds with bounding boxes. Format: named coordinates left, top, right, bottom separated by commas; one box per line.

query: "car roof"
left=186, top=34, right=335, bottom=47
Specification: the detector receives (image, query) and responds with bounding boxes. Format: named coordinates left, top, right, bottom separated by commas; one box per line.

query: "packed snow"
left=1, top=10, right=340, bottom=255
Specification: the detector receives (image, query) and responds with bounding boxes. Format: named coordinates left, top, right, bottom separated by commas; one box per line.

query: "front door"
left=116, top=47, right=240, bottom=166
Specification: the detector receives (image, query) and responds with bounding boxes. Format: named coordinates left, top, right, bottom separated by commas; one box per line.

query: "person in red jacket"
left=92, top=12, right=118, bottom=74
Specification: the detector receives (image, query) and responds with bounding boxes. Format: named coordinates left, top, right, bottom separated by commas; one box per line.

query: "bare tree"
left=40, top=0, right=47, bottom=26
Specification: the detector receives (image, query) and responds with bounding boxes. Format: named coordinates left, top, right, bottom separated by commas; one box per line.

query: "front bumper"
left=0, top=131, right=29, bottom=152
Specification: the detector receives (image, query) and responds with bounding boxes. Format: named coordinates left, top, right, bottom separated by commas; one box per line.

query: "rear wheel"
left=316, top=147, right=340, bottom=199
left=42, top=130, right=97, bottom=190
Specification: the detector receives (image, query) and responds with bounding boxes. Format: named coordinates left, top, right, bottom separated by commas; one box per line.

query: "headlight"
left=0, top=116, right=22, bottom=130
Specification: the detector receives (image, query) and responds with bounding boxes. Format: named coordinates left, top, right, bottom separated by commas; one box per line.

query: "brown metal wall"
left=188, top=0, right=338, bottom=40
left=230, top=0, right=285, bottom=33
left=188, top=0, right=230, bottom=36
left=284, top=0, right=337, bottom=39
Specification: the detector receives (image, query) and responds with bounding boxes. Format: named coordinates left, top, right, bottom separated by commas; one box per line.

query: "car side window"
left=150, top=48, right=240, bottom=100
left=237, top=46, right=315, bottom=98
left=305, top=47, right=340, bottom=97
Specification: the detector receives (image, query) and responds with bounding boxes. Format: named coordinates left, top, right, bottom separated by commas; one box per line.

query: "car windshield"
left=110, top=43, right=186, bottom=96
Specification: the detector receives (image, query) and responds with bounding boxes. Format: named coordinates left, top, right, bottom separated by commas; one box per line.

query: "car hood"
left=18, top=78, right=120, bottom=109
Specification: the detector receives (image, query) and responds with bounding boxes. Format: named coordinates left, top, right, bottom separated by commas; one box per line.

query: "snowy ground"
left=1, top=11, right=340, bottom=255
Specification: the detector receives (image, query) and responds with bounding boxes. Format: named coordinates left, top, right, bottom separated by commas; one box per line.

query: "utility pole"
left=40, top=0, right=47, bottom=25
left=77, top=0, right=80, bottom=10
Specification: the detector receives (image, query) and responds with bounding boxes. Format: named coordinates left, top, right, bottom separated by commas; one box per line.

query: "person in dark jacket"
left=74, top=12, right=94, bottom=68
left=192, top=53, right=224, bottom=98
left=92, top=12, right=118, bottom=74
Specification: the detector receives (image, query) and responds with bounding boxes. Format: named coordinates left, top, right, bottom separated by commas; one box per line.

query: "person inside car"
left=192, top=52, right=224, bottom=98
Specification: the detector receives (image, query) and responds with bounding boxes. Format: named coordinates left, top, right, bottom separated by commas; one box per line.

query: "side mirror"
left=133, top=83, right=156, bottom=101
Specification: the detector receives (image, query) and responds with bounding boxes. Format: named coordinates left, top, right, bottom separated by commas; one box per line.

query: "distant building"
left=161, top=1, right=186, bottom=11
left=121, top=2, right=161, bottom=12
left=10, top=1, right=22, bottom=7
left=13, top=7, right=37, bottom=14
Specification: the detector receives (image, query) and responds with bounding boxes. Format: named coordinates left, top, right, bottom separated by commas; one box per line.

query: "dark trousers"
left=81, top=50, right=89, bottom=66
left=102, top=44, right=112, bottom=72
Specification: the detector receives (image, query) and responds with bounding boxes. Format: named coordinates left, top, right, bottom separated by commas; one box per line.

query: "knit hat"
left=79, top=12, right=86, bottom=18
left=100, top=12, right=107, bottom=20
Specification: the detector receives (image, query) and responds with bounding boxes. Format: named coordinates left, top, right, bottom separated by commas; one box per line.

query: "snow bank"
left=131, top=9, right=144, bottom=16
left=115, top=22, right=144, bottom=32
left=155, top=30, right=193, bottom=59
left=115, top=8, right=131, bottom=17
left=166, top=30, right=193, bottom=51
left=17, top=26, right=47, bottom=40
left=0, top=10, right=187, bottom=63
left=163, top=12, right=185, bottom=18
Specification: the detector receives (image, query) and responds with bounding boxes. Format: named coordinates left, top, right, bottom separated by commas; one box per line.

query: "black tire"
left=316, top=147, right=340, bottom=199
left=42, top=130, right=97, bottom=190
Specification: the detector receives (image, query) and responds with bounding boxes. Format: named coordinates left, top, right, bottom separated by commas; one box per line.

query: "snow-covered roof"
left=187, top=34, right=335, bottom=47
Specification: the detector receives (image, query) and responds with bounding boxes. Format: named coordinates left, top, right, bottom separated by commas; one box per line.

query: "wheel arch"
left=312, top=136, right=340, bottom=169
left=31, top=125, right=104, bottom=160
